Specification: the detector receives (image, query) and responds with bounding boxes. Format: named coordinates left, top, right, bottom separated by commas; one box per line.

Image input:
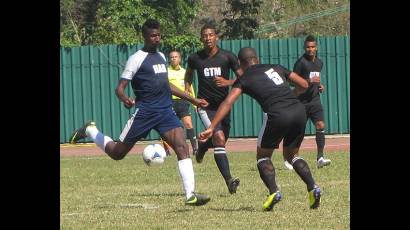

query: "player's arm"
left=170, top=82, right=208, bottom=108
left=214, top=53, right=243, bottom=87
left=115, top=79, right=135, bottom=109
left=199, top=87, right=242, bottom=141
left=288, top=71, right=321, bottom=96
left=184, top=67, right=194, bottom=95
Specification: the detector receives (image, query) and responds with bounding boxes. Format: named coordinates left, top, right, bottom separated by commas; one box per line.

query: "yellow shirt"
left=168, top=65, right=195, bottom=100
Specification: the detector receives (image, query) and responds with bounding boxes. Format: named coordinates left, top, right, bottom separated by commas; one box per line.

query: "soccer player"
left=69, top=19, right=210, bottom=206
left=199, top=47, right=322, bottom=210
left=184, top=23, right=242, bottom=194
left=284, top=35, right=331, bottom=170
left=161, top=50, right=198, bottom=156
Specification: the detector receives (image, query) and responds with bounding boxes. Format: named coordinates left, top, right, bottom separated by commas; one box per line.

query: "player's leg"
left=69, top=121, right=135, bottom=160
left=212, top=129, right=240, bottom=194
left=195, top=108, right=212, bottom=162
left=257, top=116, right=283, bottom=211
left=158, top=109, right=210, bottom=206
left=161, top=138, right=172, bottom=156
left=178, top=100, right=198, bottom=155
left=283, top=107, right=321, bottom=209
left=310, top=101, right=331, bottom=168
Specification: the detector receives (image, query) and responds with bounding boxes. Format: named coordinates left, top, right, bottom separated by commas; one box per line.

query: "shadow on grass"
left=130, top=192, right=184, bottom=197
left=210, top=206, right=256, bottom=212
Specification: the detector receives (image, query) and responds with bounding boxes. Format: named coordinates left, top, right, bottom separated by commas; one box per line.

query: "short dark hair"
left=142, top=19, right=160, bottom=35
left=238, top=47, right=258, bottom=64
left=305, top=35, right=316, bottom=43
left=200, top=23, right=217, bottom=35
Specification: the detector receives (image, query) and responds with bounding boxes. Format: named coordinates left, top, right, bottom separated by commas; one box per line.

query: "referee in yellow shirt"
left=162, top=50, right=198, bottom=156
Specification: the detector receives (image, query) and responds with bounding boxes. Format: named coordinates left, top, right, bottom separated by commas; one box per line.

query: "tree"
left=220, top=0, right=262, bottom=39
left=60, top=0, right=100, bottom=47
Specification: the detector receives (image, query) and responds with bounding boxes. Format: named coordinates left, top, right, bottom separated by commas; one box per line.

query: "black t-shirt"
left=293, top=54, right=323, bottom=103
left=188, top=48, right=240, bottom=110
left=232, top=64, right=300, bottom=113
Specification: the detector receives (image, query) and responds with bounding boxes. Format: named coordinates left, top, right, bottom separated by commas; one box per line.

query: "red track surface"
left=60, top=135, right=349, bottom=157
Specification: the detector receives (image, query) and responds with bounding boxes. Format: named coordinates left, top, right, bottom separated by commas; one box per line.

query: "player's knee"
left=212, top=132, right=225, bottom=146
left=315, top=121, right=325, bottom=130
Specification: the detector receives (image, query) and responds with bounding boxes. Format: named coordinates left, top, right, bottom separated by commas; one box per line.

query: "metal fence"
left=60, top=36, right=349, bottom=143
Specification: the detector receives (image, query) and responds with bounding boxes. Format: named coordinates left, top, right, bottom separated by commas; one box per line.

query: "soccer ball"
left=142, top=144, right=166, bottom=166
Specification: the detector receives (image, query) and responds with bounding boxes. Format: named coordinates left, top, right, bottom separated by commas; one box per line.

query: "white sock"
left=177, top=158, right=195, bottom=200
left=86, top=126, right=113, bottom=152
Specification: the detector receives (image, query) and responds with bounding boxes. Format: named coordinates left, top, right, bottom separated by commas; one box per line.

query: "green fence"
left=60, top=36, right=350, bottom=143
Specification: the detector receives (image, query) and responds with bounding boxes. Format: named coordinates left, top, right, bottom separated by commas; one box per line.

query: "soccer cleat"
left=263, top=191, right=282, bottom=211
left=185, top=193, right=211, bottom=206
left=317, top=157, right=331, bottom=168
left=309, top=185, right=321, bottom=209
left=226, top=177, right=240, bottom=194
left=195, top=144, right=208, bottom=163
left=69, top=121, right=96, bottom=144
left=284, top=160, right=294, bottom=170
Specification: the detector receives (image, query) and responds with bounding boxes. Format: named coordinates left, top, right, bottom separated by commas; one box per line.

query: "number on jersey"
left=264, top=68, right=284, bottom=85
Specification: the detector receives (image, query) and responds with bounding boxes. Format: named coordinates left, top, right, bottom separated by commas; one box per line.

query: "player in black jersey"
left=286, top=35, right=331, bottom=169
left=199, top=47, right=322, bottom=210
left=185, top=23, right=243, bottom=194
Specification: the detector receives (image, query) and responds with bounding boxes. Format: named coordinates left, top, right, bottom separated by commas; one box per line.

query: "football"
left=142, top=144, right=166, bottom=166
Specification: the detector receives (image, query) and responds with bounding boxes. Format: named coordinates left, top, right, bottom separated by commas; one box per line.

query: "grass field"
left=60, top=150, right=350, bottom=229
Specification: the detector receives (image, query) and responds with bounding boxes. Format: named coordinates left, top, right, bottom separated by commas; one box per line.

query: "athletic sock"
left=86, top=126, right=113, bottom=152
left=316, top=128, right=325, bottom=160
left=186, top=128, right=198, bottom=151
left=291, top=157, right=316, bottom=191
left=214, top=147, right=232, bottom=181
left=177, top=158, right=195, bottom=200
left=257, top=157, right=278, bottom=194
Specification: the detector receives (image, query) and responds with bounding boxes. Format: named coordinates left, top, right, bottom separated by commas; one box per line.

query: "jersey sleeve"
left=227, top=52, right=240, bottom=72
left=121, top=51, right=148, bottom=80
left=293, top=59, right=303, bottom=75
left=276, top=64, right=292, bottom=79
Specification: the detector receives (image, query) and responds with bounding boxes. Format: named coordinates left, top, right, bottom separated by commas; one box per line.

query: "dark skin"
left=184, top=28, right=243, bottom=147
left=106, top=27, right=209, bottom=161
left=198, top=56, right=310, bottom=162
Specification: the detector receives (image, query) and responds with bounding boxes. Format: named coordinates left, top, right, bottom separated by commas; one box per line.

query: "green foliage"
left=257, top=0, right=350, bottom=38
left=60, top=0, right=202, bottom=47
left=220, top=0, right=262, bottom=39
left=162, top=34, right=203, bottom=59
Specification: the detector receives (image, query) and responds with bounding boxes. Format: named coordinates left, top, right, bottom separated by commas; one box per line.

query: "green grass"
left=61, top=151, right=350, bottom=229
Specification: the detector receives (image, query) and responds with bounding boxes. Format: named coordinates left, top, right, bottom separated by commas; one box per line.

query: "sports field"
left=60, top=137, right=349, bottom=229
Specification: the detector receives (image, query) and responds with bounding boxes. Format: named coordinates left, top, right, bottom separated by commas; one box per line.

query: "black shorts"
left=172, top=99, right=191, bottom=119
left=304, top=98, right=324, bottom=124
left=197, top=108, right=230, bottom=134
left=258, top=104, right=307, bottom=149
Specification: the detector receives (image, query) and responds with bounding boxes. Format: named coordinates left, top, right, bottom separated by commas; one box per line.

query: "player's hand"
left=199, top=128, right=213, bottom=142
left=310, top=76, right=321, bottom=83
left=319, top=84, right=325, bottom=93
left=185, top=89, right=193, bottom=96
left=193, top=98, right=208, bottom=108
left=214, top=76, right=230, bottom=87
left=123, top=97, right=135, bottom=109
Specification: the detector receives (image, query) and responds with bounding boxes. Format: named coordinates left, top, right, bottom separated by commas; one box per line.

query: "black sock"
left=316, top=128, right=325, bottom=159
left=213, top=147, right=232, bottom=181
left=292, top=157, right=316, bottom=191
left=186, top=128, right=198, bottom=151
left=257, top=158, right=278, bottom=194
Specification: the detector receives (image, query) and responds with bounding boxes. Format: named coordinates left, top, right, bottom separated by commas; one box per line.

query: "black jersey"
left=232, top=64, right=300, bottom=114
left=187, top=48, right=240, bottom=110
left=293, top=54, right=323, bottom=103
